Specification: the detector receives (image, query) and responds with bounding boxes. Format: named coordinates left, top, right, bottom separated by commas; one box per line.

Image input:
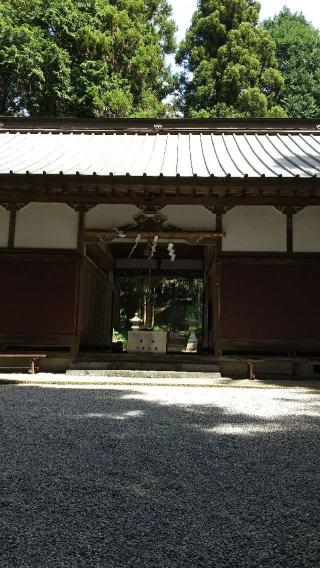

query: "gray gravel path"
left=0, top=383, right=320, bottom=568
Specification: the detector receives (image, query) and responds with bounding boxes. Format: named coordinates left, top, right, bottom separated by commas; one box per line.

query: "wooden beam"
left=0, top=249, right=77, bottom=262
left=217, top=337, right=320, bottom=351
left=220, top=254, right=320, bottom=264
left=85, top=229, right=225, bottom=244
left=0, top=171, right=320, bottom=197
left=0, top=332, right=77, bottom=352
left=1, top=190, right=319, bottom=208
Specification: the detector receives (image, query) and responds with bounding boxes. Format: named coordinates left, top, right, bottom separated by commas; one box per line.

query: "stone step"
left=1, top=372, right=228, bottom=387
left=66, top=369, right=221, bottom=380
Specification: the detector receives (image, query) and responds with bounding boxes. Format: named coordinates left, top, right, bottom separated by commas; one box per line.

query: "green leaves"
left=0, top=16, right=72, bottom=115
left=4, top=1, right=317, bottom=119
left=176, top=0, right=285, bottom=118
left=264, top=8, right=320, bottom=118
left=0, top=0, right=175, bottom=117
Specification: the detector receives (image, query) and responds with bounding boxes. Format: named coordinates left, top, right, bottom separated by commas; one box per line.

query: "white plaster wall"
left=15, top=203, right=78, bottom=249
left=223, top=206, right=286, bottom=252
left=161, top=206, right=216, bottom=230
left=0, top=206, right=10, bottom=247
left=293, top=207, right=320, bottom=252
left=85, top=204, right=140, bottom=229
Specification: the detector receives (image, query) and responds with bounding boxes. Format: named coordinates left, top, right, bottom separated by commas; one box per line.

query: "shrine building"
left=0, top=117, right=320, bottom=377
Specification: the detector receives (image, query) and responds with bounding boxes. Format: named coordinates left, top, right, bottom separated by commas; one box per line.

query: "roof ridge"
left=0, top=117, right=319, bottom=135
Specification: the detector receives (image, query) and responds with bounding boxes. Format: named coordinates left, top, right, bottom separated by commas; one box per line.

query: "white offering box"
left=128, top=331, right=167, bottom=353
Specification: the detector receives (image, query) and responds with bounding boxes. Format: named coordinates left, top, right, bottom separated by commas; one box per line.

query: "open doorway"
left=82, top=214, right=221, bottom=356
left=115, top=274, right=204, bottom=353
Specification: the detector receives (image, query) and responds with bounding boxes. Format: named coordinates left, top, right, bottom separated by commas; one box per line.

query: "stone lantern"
left=186, top=317, right=198, bottom=353
left=130, top=313, right=142, bottom=330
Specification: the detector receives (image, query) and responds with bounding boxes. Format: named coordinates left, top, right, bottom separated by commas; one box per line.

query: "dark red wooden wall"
left=0, top=258, right=77, bottom=334
left=220, top=261, right=320, bottom=340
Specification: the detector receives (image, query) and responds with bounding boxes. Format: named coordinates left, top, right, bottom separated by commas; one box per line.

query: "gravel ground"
left=0, top=383, right=320, bottom=568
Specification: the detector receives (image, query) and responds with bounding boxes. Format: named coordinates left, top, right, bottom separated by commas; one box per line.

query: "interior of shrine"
left=113, top=241, right=205, bottom=354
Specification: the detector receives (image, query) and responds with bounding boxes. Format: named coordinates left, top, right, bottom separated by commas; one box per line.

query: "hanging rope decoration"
left=129, top=233, right=142, bottom=258
left=150, top=236, right=159, bottom=258
left=168, top=242, right=176, bottom=262
left=127, top=234, right=176, bottom=262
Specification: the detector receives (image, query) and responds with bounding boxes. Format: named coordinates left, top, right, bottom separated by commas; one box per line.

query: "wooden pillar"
left=202, top=205, right=226, bottom=356
left=8, top=208, right=17, bottom=248
left=72, top=205, right=88, bottom=354
left=3, top=203, right=24, bottom=248
left=286, top=207, right=293, bottom=253
left=214, top=211, right=223, bottom=356
left=203, top=245, right=213, bottom=352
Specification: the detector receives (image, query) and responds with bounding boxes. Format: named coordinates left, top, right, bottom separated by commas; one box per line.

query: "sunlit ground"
left=0, top=383, right=319, bottom=567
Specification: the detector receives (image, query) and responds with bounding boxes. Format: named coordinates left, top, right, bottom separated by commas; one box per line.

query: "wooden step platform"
left=70, top=353, right=220, bottom=374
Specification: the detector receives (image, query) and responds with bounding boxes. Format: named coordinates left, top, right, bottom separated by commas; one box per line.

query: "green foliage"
left=112, top=329, right=128, bottom=348
left=119, top=275, right=203, bottom=334
left=263, top=8, right=320, bottom=118
left=0, top=0, right=175, bottom=117
left=176, top=0, right=285, bottom=118
left=153, top=324, right=171, bottom=332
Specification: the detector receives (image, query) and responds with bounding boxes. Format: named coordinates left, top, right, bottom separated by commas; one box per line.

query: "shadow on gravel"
left=0, top=385, right=319, bottom=568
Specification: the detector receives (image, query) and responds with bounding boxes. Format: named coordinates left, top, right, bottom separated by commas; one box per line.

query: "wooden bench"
left=219, top=356, right=320, bottom=380
left=242, top=357, right=319, bottom=380
left=0, top=354, right=47, bottom=374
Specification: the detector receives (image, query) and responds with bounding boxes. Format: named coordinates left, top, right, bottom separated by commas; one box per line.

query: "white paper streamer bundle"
left=168, top=242, right=176, bottom=262
left=150, top=236, right=159, bottom=258
left=129, top=234, right=142, bottom=258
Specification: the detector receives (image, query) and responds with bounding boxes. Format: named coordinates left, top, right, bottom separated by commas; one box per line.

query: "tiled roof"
left=1, top=130, right=320, bottom=178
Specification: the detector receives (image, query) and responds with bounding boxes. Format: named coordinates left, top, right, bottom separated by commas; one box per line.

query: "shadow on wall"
left=0, top=384, right=319, bottom=567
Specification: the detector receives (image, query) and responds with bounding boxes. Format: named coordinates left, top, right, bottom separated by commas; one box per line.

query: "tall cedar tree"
left=0, top=0, right=175, bottom=117
left=264, top=8, right=320, bottom=118
left=176, top=0, right=285, bottom=118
